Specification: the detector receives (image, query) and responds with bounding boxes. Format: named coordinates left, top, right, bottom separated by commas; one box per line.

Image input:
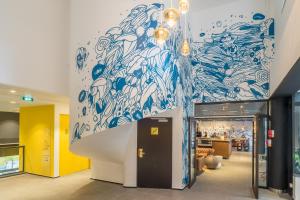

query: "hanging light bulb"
left=181, top=39, right=190, bottom=56
left=181, top=12, right=190, bottom=56
left=154, top=26, right=169, bottom=45
left=164, top=8, right=180, bottom=28
left=179, top=0, right=189, bottom=14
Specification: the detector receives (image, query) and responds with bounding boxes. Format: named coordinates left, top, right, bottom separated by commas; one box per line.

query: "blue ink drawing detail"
left=76, top=47, right=89, bottom=70
left=253, top=13, right=265, bottom=20
left=72, top=4, right=274, bottom=187
left=73, top=3, right=182, bottom=138
left=191, top=16, right=274, bottom=103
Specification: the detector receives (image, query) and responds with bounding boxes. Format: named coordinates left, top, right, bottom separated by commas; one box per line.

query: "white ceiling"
left=0, top=83, right=69, bottom=113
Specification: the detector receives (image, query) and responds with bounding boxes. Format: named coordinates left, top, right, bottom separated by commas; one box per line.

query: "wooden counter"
left=212, top=140, right=232, bottom=159
left=198, top=138, right=232, bottom=159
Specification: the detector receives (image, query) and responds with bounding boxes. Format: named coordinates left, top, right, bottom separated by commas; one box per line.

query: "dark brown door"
left=137, top=118, right=172, bottom=188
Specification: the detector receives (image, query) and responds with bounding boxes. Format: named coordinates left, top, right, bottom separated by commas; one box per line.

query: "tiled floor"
left=0, top=152, right=289, bottom=200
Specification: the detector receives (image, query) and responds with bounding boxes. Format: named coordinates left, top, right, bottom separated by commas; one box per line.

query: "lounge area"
left=195, top=119, right=253, bottom=172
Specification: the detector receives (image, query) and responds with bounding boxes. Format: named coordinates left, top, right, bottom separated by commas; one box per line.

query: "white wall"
left=0, top=0, right=70, bottom=96
left=270, top=0, right=300, bottom=94
left=70, top=107, right=184, bottom=189
left=70, top=122, right=137, bottom=185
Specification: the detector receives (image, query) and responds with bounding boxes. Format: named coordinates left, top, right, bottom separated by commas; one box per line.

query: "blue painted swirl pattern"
left=191, top=15, right=274, bottom=103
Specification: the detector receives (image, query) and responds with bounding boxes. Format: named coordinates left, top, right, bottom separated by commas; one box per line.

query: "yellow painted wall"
left=59, top=114, right=90, bottom=176
left=19, top=105, right=54, bottom=177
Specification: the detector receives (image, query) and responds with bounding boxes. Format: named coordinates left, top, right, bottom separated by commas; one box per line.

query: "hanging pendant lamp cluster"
left=153, top=0, right=190, bottom=56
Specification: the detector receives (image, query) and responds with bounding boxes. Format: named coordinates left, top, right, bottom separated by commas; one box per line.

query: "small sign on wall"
left=151, top=127, right=159, bottom=136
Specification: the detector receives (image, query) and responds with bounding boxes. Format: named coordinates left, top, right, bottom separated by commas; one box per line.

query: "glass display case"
left=293, top=92, right=300, bottom=175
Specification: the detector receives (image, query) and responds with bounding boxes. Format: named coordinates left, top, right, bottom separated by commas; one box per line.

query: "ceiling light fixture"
left=164, top=8, right=180, bottom=28
left=154, top=0, right=169, bottom=45
left=10, top=90, right=17, bottom=94
left=179, top=0, right=189, bottom=14
left=10, top=101, right=16, bottom=104
left=181, top=39, right=190, bottom=56
left=164, top=0, right=180, bottom=28
left=181, top=13, right=190, bottom=56
left=154, top=26, right=170, bottom=45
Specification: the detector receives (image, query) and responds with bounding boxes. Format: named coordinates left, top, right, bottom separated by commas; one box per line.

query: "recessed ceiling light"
left=10, top=101, right=17, bottom=104
left=10, top=90, right=17, bottom=94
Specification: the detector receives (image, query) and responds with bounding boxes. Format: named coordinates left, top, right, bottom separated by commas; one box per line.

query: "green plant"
left=295, top=149, right=300, bottom=174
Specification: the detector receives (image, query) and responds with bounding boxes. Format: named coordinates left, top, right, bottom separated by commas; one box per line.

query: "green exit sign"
left=22, top=95, right=34, bottom=102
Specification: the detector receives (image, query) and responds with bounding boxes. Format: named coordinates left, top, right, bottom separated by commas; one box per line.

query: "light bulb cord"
left=160, top=0, right=163, bottom=25
left=184, top=13, right=187, bottom=39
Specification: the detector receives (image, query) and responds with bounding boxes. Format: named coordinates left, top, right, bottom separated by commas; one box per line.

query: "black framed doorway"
left=193, top=100, right=269, bottom=198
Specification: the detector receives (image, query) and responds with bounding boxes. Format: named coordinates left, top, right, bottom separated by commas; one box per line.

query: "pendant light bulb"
left=164, top=8, right=180, bottom=28
left=179, top=0, right=189, bottom=14
left=154, top=26, right=169, bottom=45
left=181, top=39, right=190, bottom=56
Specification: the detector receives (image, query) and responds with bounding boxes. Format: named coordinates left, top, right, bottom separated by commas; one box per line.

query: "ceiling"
left=195, top=101, right=267, bottom=118
left=0, top=83, right=69, bottom=113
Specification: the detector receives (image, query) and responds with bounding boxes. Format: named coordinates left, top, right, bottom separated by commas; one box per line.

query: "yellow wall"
left=59, top=114, right=90, bottom=176
left=19, top=105, right=55, bottom=177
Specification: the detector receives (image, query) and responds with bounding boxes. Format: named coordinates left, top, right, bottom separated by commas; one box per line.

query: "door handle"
left=138, top=148, right=145, bottom=158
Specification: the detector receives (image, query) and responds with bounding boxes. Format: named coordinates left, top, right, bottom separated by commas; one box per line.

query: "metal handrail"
left=0, top=145, right=25, bottom=178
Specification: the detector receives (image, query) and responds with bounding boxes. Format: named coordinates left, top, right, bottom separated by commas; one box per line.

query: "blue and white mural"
left=73, top=3, right=183, bottom=140
left=179, top=56, right=194, bottom=185
left=71, top=0, right=274, bottom=188
left=73, top=2, right=193, bottom=186
left=191, top=13, right=274, bottom=103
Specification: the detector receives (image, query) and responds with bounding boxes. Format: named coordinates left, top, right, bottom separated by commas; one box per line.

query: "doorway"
left=193, top=101, right=268, bottom=199
left=59, top=114, right=90, bottom=176
left=137, top=118, right=172, bottom=189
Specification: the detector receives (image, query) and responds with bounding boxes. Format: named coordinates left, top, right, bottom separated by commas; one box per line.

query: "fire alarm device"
left=268, top=130, right=275, bottom=138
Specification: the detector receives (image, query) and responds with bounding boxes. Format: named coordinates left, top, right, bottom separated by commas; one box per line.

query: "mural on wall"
left=191, top=13, right=275, bottom=103
left=73, top=3, right=184, bottom=141
left=71, top=1, right=274, bottom=187
left=179, top=57, right=194, bottom=185
left=72, top=2, right=193, bottom=186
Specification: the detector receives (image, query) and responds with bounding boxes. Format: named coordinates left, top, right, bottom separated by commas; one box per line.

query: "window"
left=293, top=92, right=300, bottom=175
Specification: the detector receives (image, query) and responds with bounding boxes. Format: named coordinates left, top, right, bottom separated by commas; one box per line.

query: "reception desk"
left=198, top=138, right=232, bottom=159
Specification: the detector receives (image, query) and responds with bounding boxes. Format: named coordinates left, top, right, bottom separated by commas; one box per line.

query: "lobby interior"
left=0, top=0, right=300, bottom=200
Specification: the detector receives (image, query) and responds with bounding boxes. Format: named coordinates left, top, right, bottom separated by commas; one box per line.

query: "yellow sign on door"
left=151, top=127, right=159, bottom=136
